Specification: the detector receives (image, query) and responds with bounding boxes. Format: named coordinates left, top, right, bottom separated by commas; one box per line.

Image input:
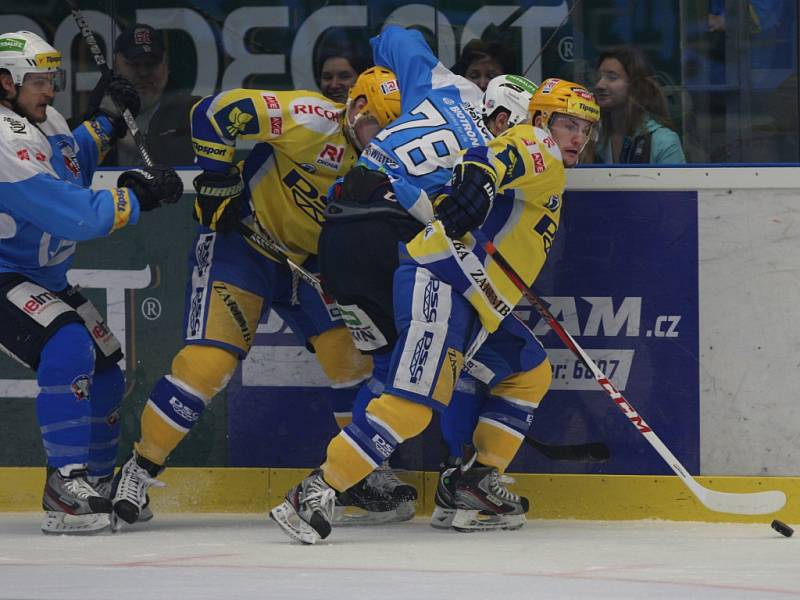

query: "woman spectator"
left=453, top=39, right=513, bottom=91
left=593, top=46, right=686, bottom=164
left=316, top=46, right=371, bottom=104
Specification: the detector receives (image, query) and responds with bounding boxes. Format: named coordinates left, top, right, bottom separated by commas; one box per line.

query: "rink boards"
left=1, top=166, right=799, bottom=520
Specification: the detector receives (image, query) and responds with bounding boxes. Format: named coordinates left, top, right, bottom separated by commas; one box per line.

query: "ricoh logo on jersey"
left=290, top=97, right=341, bottom=134
left=316, top=143, right=345, bottom=170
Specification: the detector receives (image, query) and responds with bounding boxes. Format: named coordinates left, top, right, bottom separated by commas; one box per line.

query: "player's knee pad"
left=310, top=327, right=373, bottom=388
left=490, top=358, right=552, bottom=408
left=36, top=323, right=96, bottom=468
left=87, top=364, right=124, bottom=477
left=136, top=345, right=237, bottom=465
left=171, top=344, right=238, bottom=403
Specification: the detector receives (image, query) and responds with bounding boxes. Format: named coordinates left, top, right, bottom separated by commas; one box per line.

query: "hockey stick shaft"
left=525, top=436, right=609, bottom=462
left=237, top=222, right=325, bottom=294
left=67, top=0, right=154, bottom=167
left=469, top=228, right=785, bottom=515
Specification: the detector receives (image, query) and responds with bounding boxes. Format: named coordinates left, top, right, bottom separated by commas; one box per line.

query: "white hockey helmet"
left=481, top=74, right=538, bottom=128
left=0, top=31, right=65, bottom=91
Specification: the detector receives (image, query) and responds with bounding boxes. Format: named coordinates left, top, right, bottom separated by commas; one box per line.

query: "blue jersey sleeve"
left=371, top=26, right=438, bottom=111
left=72, top=116, right=117, bottom=183
left=0, top=173, right=139, bottom=240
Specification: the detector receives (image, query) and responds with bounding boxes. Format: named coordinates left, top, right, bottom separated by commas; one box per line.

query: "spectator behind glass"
left=452, top=39, right=513, bottom=91
left=109, top=24, right=199, bottom=166
left=317, top=47, right=371, bottom=104
left=593, top=46, right=686, bottom=164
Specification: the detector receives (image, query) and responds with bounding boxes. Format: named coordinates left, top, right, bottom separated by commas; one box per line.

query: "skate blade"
left=41, top=511, right=111, bottom=535
left=451, top=509, right=526, bottom=532
left=333, top=501, right=415, bottom=526
left=430, top=506, right=455, bottom=529
left=269, top=501, right=321, bottom=544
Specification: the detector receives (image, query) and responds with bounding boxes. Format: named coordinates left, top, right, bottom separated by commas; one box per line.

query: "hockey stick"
left=525, top=436, right=609, bottom=462
left=237, top=222, right=325, bottom=294
left=469, top=227, right=786, bottom=515
left=241, top=221, right=612, bottom=461
left=67, top=0, right=155, bottom=168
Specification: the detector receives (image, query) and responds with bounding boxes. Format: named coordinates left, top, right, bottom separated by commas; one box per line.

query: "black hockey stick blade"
left=525, top=436, right=610, bottom=462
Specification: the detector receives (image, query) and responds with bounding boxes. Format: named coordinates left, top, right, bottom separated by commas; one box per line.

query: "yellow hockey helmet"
left=530, top=78, right=600, bottom=126
left=346, top=66, right=401, bottom=129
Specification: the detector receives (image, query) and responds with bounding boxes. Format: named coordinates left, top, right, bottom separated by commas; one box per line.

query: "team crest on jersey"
left=316, top=143, right=345, bottom=170
left=213, top=98, right=259, bottom=139
left=57, top=140, right=80, bottom=178
left=225, top=106, right=254, bottom=137
left=545, top=194, right=561, bottom=211
left=71, top=375, right=91, bottom=401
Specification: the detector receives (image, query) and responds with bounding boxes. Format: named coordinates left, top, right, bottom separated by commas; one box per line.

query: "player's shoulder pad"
left=532, top=126, right=563, bottom=162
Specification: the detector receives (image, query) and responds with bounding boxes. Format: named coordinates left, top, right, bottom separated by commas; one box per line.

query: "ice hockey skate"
left=111, top=451, right=165, bottom=529
left=430, top=461, right=459, bottom=529
left=92, top=474, right=153, bottom=525
left=41, top=466, right=112, bottom=535
left=270, top=470, right=336, bottom=544
left=334, top=462, right=416, bottom=525
left=451, top=456, right=529, bottom=532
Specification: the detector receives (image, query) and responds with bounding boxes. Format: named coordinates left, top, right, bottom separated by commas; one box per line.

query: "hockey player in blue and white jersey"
left=0, top=31, right=183, bottom=534
left=352, top=25, right=492, bottom=224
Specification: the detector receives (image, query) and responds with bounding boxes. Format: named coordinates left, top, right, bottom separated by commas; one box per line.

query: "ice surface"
left=1, top=514, right=798, bottom=599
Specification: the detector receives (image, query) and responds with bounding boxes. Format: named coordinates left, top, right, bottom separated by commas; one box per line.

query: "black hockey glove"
left=85, top=74, right=141, bottom=139
left=118, top=166, right=184, bottom=212
left=435, top=161, right=497, bottom=239
left=192, top=168, right=245, bottom=232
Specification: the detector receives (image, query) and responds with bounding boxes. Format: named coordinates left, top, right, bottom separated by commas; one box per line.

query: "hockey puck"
left=771, top=519, right=794, bottom=537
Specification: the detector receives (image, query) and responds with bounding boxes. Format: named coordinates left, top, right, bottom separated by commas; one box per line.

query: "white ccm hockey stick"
left=470, top=228, right=785, bottom=515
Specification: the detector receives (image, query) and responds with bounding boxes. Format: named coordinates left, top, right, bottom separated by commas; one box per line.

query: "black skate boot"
left=111, top=451, right=165, bottom=528
left=430, top=457, right=460, bottom=529
left=334, top=462, right=417, bottom=525
left=452, top=455, right=529, bottom=532
left=270, top=470, right=337, bottom=544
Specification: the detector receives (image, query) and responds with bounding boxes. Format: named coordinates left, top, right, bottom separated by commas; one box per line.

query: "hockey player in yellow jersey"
left=111, top=68, right=408, bottom=527
left=270, top=76, right=600, bottom=543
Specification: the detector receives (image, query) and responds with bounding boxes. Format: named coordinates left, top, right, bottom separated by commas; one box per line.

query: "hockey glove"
left=435, top=161, right=497, bottom=238
left=86, top=74, right=141, bottom=139
left=192, top=168, right=245, bottom=232
left=118, top=166, right=184, bottom=212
